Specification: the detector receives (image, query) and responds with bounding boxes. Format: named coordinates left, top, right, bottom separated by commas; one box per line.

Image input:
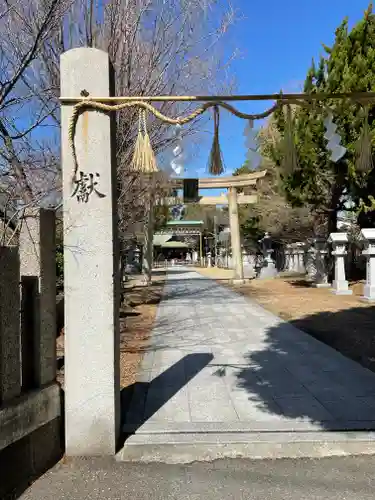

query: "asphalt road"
left=20, top=456, right=375, bottom=500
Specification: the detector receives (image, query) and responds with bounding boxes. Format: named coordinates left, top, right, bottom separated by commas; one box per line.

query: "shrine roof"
left=165, top=220, right=204, bottom=226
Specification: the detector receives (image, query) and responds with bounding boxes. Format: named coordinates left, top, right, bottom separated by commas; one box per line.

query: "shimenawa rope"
left=67, top=98, right=281, bottom=186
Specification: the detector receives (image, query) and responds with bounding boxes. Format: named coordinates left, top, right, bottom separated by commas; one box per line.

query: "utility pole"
left=214, top=215, right=218, bottom=266
left=199, top=231, right=203, bottom=267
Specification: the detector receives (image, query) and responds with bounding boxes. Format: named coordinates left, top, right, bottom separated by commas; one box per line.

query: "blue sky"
left=189, top=0, right=372, bottom=195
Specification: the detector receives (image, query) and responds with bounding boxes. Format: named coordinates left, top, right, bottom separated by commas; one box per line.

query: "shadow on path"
left=291, top=306, right=375, bottom=372
left=233, top=306, right=375, bottom=430
left=161, top=280, right=232, bottom=302
left=119, top=353, right=213, bottom=447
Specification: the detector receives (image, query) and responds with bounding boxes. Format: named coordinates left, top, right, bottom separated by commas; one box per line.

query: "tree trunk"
left=142, top=192, right=155, bottom=285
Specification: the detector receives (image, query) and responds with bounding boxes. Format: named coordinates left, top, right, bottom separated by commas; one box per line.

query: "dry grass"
left=119, top=272, right=165, bottom=388
left=56, top=271, right=165, bottom=389
left=195, top=268, right=375, bottom=373
left=193, top=266, right=234, bottom=281
left=239, top=277, right=369, bottom=320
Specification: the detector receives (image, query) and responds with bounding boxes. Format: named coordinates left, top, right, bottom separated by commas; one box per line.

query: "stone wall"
left=0, top=209, right=62, bottom=498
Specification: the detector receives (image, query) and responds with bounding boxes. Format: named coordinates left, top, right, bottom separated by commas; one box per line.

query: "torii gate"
left=59, top=45, right=375, bottom=459
left=60, top=47, right=270, bottom=457
left=156, top=171, right=266, bottom=282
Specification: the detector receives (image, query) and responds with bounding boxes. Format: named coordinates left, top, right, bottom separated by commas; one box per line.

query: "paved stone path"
left=121, top=268, right=375, bottom=456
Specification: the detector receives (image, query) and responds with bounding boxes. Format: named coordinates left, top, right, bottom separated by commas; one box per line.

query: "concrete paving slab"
left=120, top=267, right=375, bottom=461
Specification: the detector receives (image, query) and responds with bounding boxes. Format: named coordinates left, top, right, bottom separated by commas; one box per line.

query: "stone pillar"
left=289, top=244, right=297, bottom=272
left=228, top=187, right=244, bottom=283
left=0, top=247, right=21, bottom=403
left=284, top=245, right=292, bottom=272
left=313, top=239, right=330, bottom=288
left=19, top=208, right=56, bottom=386
left=328, top=232, right=352, bottom=295
left=305, top=245, right=316, bottom=282
left=292, top=244, right=298, bottom=272
left=207, top=252, right=212, bottom=268
left=296, top=243, right=305, bottom=273
left=60, top=48, right=120, bottom=455
left=360, top=228, right=375, bottom=301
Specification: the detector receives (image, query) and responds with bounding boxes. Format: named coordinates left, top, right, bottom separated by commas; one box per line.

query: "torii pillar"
left=228, top=187, right=244, bottom=283
left=60, top=48, right=120, bottom=456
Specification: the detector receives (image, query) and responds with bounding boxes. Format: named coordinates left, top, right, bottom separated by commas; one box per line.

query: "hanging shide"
left=356, top=105, right=374, bottom=174
left=207, top=105, right=225, bottom=176
left=67, top=98, right=281, bottom=188
left=65, top=91, right=375, bottom=189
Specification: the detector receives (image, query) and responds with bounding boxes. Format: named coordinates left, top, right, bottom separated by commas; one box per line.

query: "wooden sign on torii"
left=157, top=170, right=266, bottom=282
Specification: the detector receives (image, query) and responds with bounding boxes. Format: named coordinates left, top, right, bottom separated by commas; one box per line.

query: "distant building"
left=153, top=220, right=204, bottom=262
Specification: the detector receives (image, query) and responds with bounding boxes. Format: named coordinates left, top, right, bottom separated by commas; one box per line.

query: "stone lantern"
left=360, top=228, right=375, bottom=301
left=258, top=232, right=277, bottom=279
left=312, top=238, right=330, bottom=288
left=134, top=246, right=141, bottom=264
left=328, top=232, right=352, bottom=295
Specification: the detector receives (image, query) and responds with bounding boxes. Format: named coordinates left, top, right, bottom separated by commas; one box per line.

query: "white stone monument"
left=360, top=228, right=375, bottom=301
left=328, top=232, right=352, bottom=295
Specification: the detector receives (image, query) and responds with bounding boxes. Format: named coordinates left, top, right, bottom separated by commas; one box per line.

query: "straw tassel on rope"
left=67, top=98, right=281, bottom=190
left=356, top=105, right=374, bottom=174
left=131, top=109, right=158, bottom=173
left=207, top=105, right=225, bottom=175
left=131, top=109, right=145, bottom=172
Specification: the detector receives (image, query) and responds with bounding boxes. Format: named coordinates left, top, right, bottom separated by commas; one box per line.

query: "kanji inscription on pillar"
left=72, top=171, right=106, bottom=203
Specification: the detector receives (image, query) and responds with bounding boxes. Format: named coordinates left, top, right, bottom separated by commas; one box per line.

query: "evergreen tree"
left=264, top=3, right=375, bottom=233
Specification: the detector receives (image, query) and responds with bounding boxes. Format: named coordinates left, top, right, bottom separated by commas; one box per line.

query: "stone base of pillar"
left=314, top=282, right=331, bottom=289
left=258, top=261, right=277, bottom=280
left=231, top=279, right=247, bottom=285
left=331, top=280, right=353, bottom=295
left=244, top=268, right=256, bottom=279
left=362, top=284, right=375, bottom=301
